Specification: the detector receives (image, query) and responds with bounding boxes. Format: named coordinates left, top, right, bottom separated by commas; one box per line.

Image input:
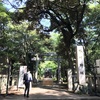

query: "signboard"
left=96, top=59, right=100, bottom=74
left=18, top=66, right=27, bottom=88
left=76, top=46, right=86, bottom=85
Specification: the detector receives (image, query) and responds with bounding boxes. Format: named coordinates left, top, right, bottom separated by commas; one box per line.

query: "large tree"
left=2, top=0, right=89, bottom=89
left=74, top=1, right=100, bottom=73
left=4, top=0, right=89, bottom=73
left=3, top=0, right=100, bottom=89
left=12, top=0, right=87, bottom=48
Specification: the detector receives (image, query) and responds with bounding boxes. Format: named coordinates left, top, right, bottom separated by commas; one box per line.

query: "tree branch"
left=72, top=2, right=86, bottom=38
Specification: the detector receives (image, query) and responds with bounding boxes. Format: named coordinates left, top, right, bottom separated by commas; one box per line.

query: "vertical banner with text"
left=76, top=46, right=86, bottom=85
left=96, top=59, right=100, bottom=74
left=18, top=66, right=27, bottom=88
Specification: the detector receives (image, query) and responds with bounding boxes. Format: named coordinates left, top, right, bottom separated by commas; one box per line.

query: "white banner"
left=76, top=46, right=86, bottom=85
left=96, top=59, right=100, bottom=74
left=18, top=66, right=27, bottom=88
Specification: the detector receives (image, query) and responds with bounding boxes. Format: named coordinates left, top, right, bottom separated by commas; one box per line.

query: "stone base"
left=43, top=78, right=53, bottom=86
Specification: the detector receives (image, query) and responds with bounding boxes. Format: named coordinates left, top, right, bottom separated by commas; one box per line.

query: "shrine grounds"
left=0, top=84, right=100, bottom=100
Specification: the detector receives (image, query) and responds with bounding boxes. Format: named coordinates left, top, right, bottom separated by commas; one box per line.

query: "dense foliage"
left=0, top=0, right=100, bottom=76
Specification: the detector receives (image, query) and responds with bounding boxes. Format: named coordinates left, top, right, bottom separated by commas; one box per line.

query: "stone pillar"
left=67, top=69, right=72, bottom=91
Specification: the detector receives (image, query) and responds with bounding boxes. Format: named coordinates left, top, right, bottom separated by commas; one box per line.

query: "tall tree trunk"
left=6, top=57, right=10, bottom=95
left=61, top=29, right=75, bottom=91
left=66, top=47, right=75, bottom=91
left=9, top=59, right=14, bottom=86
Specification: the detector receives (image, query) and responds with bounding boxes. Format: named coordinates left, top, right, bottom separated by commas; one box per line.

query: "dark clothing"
left=23, top=73, right=28, bottom=83
left=24, top=82, right=30, bottom=97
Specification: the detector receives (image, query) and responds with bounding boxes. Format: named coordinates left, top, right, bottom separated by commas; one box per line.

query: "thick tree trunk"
left=61, top=29, right=75, bottom=91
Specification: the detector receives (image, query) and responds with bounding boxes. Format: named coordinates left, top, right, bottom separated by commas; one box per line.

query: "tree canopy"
left=0, top=0, right=100, bottom=75
left=4, top=0, right=89, bottom=49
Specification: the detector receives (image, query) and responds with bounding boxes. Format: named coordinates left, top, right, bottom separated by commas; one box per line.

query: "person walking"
left=23, top=69, right=32, bottom=98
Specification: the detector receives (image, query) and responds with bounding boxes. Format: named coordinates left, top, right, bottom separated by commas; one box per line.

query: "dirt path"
left=0, top=86, right=100, bottom=100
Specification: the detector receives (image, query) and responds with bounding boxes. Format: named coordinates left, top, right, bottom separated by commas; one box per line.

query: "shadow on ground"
left=0, top=84, right=100, bottom=100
